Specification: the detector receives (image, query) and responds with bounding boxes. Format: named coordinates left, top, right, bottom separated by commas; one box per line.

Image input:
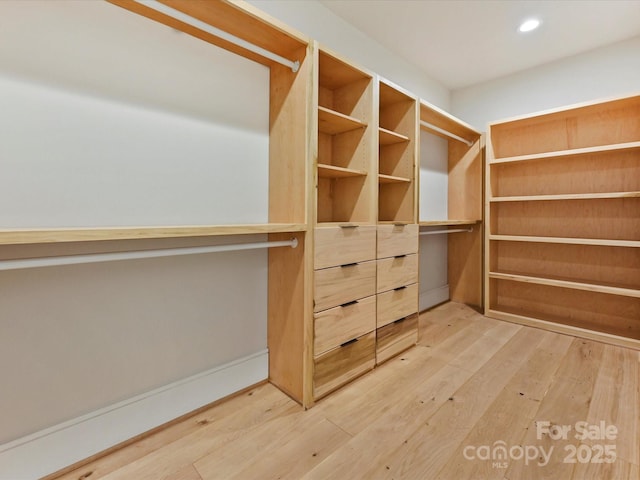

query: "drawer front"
left=376, top=314, right=418, bottom=364
left=377, top=283, right=418, bottom=328
left=314, top=261, right=376, bottom=312
left=377, top=254, right=418, bottom=293
left=377, top=224, right=418, bottom=258
left=315, top=226, right=377, bottom=269
left=314, top=295, right=376, bottom=356
left=314, top=331, right=375, bottom=399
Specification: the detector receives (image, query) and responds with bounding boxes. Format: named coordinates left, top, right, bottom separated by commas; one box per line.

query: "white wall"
left=451, top=35, right=640, bottom=130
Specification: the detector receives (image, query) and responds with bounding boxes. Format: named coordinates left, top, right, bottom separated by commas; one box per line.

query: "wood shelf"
left=419, top=100, right=480, bottom=144
left=489, top=271, right=640, bottom=298
left=489, top=234, right=640, bottom=248
left=490, top=141, right=640, bottom=165
left=490, top=191, right=640, bottom=202
left=378, top=127, right=409, bottom=145
left=378, top=174, right=411, bottom=184
left=419, top=220, right=480, bottom=227
left=318, top=106, right=367, bottom=135
left=0, top=224, right=308, bottom=245
left=317, top=164, right=367, bottom=178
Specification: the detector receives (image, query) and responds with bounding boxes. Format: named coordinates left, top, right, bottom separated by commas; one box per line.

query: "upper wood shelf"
left=490, top=141, right=640, bottom=165
left=318, top=164, right=367, bottom=178
left=490, top=191, right=640, bottom=202
left=318, top=106, right=367, bottom=135
left=489, top=234, right=640, bottom=248
left=419, top=220, right=480, bottom=227
left=419, top=100, right=480, bottom=145
left=489, top=270, right=640, bottom=299
left=378, top=174, right=411, bottom=184
left=0, top=224, right=308, bottom=245
left=379, top=127, right=409, bottom=145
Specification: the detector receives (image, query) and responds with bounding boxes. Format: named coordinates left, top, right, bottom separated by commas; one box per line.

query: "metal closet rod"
left=134, top=0, right=300, bottom=72
left=420, top=227, right=473, bottom=236
left=0, top=238, right=298, bottom=271
left=420, top=120, right=474, bottom=147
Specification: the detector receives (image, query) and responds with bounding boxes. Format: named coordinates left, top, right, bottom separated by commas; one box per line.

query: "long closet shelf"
left=419, top=219, right=480, bottom=227
left=318, top=106, right=367, bottom=135
left=489, top=271, right=640, bottom=298
left=317, top=164, right=367, bottom=178
left=489, top=234, right=640, bottom=248
left=378, top=174, right=411, bottom=184
left=0, top=223, right=308, bottom=245
left=490, top=191, right=640, bottom=202
left=490, top=141, right=640, bottom=165
left=378, top=127, right=409, bottom=145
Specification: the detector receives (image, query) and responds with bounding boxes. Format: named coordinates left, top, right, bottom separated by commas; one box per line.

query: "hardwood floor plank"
left=571, top=458, right=639, bottom=480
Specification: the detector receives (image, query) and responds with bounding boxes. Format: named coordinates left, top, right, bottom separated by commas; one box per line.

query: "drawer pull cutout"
left=340, top=300, right=359, bottom=308
left=340, top=338, right=359, bottom=347
left=341, top=262, right=358, bottom=268
left=394, top=316, right=408, bottom=324
left=339, top=224, right=358, bottom=229
left=394, top=285, right=407, bottom=291
left=394, top=254, right=407, bottom=259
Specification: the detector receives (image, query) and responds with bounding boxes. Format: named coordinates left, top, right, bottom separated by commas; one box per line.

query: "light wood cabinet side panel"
left=448, top=139, right=482, bottom=221
left=449, top=226, right=483, bottom=309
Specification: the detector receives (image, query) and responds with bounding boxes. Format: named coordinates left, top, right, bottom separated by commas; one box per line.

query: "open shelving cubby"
left=316, top=47, right=375, bottom=224
left=377, top=79, right=418, bottom=223
left=486, top=93, right=640, bottom=349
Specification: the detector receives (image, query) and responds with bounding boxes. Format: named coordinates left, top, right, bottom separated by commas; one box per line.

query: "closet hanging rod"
left=420, top=120, right=474, bottom=147
left=0, top=238, right=298, bottom=271
left=420, top=227, right=473, bottom=236
left=133, top=0, right=300, bottom=72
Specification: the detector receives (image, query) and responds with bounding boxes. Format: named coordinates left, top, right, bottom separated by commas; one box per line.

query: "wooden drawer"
left=314, top=295, right=376, bottom=356
left=376, top=314, right=418, bottom=364
left=377, top=224, right=418, bottom=258
left=314, top=331, right=375, bottom=399
left=315, top=225, right=376, bottom=269
left=314, top=260, right=376, bottom=312
left=377, top=283, right=418, bottom=328
left=377, top=254, right=418, bottom=293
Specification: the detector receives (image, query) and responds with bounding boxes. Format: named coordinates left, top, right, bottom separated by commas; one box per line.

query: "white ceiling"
left=319, top=0, right=640, bottom=90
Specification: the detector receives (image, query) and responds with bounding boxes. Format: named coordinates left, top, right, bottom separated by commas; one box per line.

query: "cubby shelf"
left=419, top=220, right=479, bottom=227
left=317, top=164, right=367, bottom=178
left=318, top=106, right=367, bottom=135
left=489, top=234, right=640, bottom=248
left=489, top=271, right=640, bottom=298
left=490, top=191, right=640, bottom=202
left=490, top=140, right=640, bottom=165
left=378, top=127, right=409, bottom=145
left=0, top=223, right=308, bottom=245
left=378, top=173, right=411, bottom=184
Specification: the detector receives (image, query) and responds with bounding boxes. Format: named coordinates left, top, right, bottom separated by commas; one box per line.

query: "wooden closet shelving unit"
left=485, top=93, right=640, bottom=350
left=419, top=100, right=484, bottom=309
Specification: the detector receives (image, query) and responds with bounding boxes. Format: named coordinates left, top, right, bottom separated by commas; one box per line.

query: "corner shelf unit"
left=419, top=101, right=484, bottom=309
left=486, top=93, right=640, bottom=350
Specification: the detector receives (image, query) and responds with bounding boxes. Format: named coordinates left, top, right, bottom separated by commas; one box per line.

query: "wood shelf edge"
left=490, top=140, right=640, bottom=165
left=490, top=191, right=640, bottom=202
left=317, top=164, right=367, bottom=178
left=0, top=224, right=309, bottom=245
left=378, top=174, right=411, bottom=184
left=488, top=235, right=640, bottom=248
left=419, top=219, right=481, bottom=226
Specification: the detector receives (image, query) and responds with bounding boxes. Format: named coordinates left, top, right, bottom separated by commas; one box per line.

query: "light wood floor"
left=50, top=302, right=640, bottom=480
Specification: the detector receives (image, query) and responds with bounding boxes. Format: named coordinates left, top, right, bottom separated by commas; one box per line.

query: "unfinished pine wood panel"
left=314, top=295, right=376, bottom=356
left=268, top=232, right=308, bottom=404
left=314, top=225, right=376, bottom=269
left=376, top=254, right=418, bottom=293
left=490, top=241, right=640, bottom=291
left=419, top=99, right=480, bottom=145
left=375, top=313, right=418, bottom=364
left=318, top=127, right=368, bottom=171
left=490, top=197, right=640, bottom=240
left=313, top=261, right=376, bottom=312
left=448, top=226, right=483, bottom=308
left=490, top=149, right=640, bottom=198
left=490, top=279, right=640, bottom=339
left=490, top=95, right=640, bottom=158
left=376, top=283, right=418, bottom=328
left=378, top=183, right=415, bottom=223
left=448, top=139, right=483, bottom=221
left=376, top=223, right=418, bottom=258
left=313, top=331, right=375, bottom=399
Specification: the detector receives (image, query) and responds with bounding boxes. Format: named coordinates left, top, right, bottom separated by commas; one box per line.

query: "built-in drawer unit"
left=376, top=314, right=418, bottom=364
left=376, top=253, right=418, bottom=293
left=313, top=331, right=376, bottom=399
left=376, top=224, right=418, bottom=258
left=314, top=260, right=376, bottom=312
left=314, top=294, right=376, bottom=356
left=314, top=225, right=377, bottom=269
left=377, top=283, right=418, bottom=328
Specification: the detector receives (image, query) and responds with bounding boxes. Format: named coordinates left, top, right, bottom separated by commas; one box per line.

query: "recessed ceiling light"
left=518, top=18, right=541, bottom=33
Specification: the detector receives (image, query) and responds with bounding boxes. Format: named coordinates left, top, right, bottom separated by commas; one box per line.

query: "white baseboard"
left=419, top=284, right=450, bottom=311
left=0, top=349, right=268, bottom=480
